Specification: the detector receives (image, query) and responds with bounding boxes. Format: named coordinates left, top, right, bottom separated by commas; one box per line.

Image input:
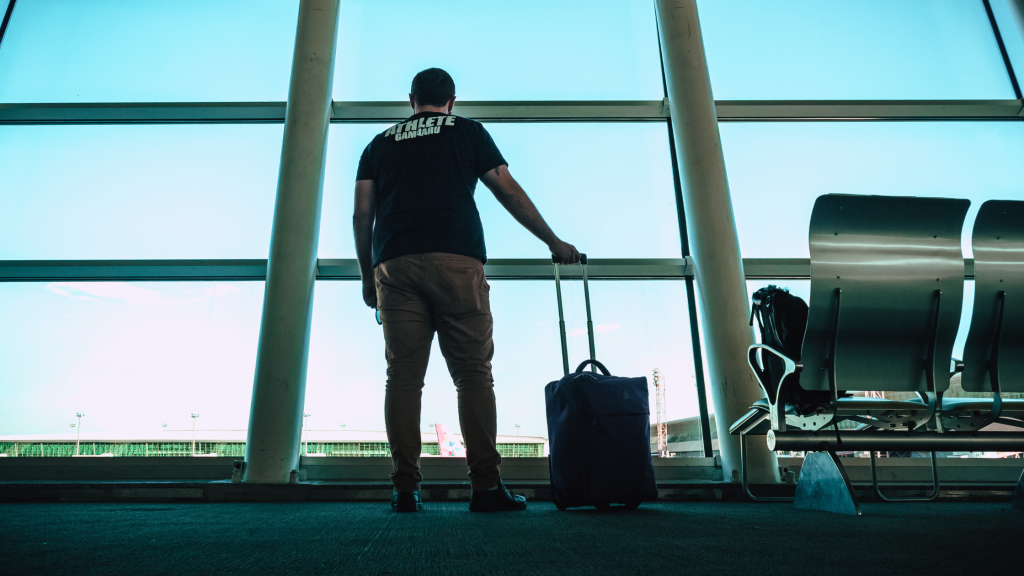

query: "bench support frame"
left=1014, top=468, right=1024, bottom=511
left=793, top=450, right=861, bottom=516
left=739, top=421, right=793, bottom=502
left=870, top=451, right=939, bottom=502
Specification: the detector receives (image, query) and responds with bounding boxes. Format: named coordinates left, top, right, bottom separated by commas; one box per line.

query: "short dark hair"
left=410, top=68, right=455, bottom=107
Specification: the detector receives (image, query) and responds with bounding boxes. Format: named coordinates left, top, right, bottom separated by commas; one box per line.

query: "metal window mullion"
left=4, top=100, right=1024, bottom=125
left=0, top=0, right=16, bottom=53
left=0, top=258, right=980, bottom=281
left=983, top=0, right=1023, bottom=100
left=665, top=122, right=715, bottom=459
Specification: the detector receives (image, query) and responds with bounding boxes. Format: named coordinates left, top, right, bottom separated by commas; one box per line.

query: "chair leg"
left=870, top=451, right=939, bottom=502
left=740, top=430, right=793, bottom=502
left=794, top=450, right=861, bottom=515
left=1012, top=466, right=1023, bottom=511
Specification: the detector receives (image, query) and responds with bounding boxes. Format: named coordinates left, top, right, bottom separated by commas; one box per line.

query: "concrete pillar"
left=655, top=0, right=779, bottom=483
left=244, top=0, right=340, bottom=483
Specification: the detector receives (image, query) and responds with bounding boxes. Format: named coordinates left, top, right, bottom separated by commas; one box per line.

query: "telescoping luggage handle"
left=553, top=253, right=597, bottom=376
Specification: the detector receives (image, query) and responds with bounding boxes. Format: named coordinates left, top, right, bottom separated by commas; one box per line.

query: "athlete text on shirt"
left=385, top=115, right=457, bottom=141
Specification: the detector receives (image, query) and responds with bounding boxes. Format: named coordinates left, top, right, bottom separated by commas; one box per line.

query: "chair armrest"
left=748, top=345, right=803, bottom=432
left=729, top=406, right=769, bottom=435
left=747, top=344, right=800, bottom=405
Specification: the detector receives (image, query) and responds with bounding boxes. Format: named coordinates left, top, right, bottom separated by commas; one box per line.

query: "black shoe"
left=391, top=489, right=423, bottom=512
left=469, top=480, right=527, bottom=512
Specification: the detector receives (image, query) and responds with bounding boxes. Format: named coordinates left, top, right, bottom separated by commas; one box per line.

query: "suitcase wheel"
left=625, top=501, right=641, bottom=510
left=555, top=503, right=568, bottom=511
left=594, top=503, right=611, bottom=511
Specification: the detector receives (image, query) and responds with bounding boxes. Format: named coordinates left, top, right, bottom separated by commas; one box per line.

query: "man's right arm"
left=480, top=165, right=580, bottom=264
left=353, top=179, right=377, bottom=308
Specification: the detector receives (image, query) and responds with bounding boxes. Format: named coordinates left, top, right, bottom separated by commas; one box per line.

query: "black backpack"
left=749, top=285, right=832, bottom=415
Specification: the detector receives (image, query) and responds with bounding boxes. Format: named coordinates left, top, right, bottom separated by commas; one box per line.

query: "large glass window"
left=332, top=0, right=663, bottom=101
left=721, top=122, right=1024, bottom=259
left=0, top=125, right=281, bottom=259
left=320, top=123, right=680, bottom=259
left=698, top=0, right=1017, bottom=99
left=0, top=0, right=298, bottom=102
left=307, top=280, right=699, bottom=442
left=0, top=281, right=263, bottom=436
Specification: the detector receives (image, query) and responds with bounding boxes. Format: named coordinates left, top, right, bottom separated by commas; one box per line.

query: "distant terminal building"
left=0, top=430, right=548, bottom=458
left=651, top=415, right=720, bottom=457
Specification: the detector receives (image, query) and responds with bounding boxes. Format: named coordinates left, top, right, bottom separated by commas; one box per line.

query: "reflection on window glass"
left=307, top=280, right=697, bottom=444
left=698, top=0, right=1015, bottom=99
left=721, top=122, right=1024, bottom=259
left=333, top=0, right=662, bottom=101
left=0, top=125, right=281, bottom=259
left=0, top=282, right=263, bottom=437
left=320, top=123, right=680, bottom=259
left=0, top=0, right=297, bottom=102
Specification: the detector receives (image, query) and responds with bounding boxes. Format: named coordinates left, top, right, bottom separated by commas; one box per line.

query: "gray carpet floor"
left=0, top=501, right=1020, bottom=575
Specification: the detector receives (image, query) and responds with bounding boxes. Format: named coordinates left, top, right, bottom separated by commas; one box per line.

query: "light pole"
left=303, top=413, right=311, bottom=455
left=75, top=413, right=84, bottom=456
left=191, top=413, right=200, bottom=456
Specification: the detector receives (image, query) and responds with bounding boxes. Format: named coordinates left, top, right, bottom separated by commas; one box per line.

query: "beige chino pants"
left=375, top=252, right=501, bottom=491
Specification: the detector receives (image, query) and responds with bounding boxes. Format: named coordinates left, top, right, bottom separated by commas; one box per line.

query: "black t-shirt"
left=356, top=112, right=507, bottom=267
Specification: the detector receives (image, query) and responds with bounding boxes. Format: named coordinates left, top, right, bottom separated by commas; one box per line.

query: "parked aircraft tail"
left=435, top=423, right=466, bottom=458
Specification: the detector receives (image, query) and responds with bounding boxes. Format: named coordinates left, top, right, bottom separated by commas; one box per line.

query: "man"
left=352, top=68, right=580, bottom=513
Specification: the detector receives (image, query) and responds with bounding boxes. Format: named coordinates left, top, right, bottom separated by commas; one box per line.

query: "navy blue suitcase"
left=544, top=256, right=659, bottom=510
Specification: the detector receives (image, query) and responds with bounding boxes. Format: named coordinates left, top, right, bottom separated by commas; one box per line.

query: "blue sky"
left=1, top=1, right=1023, bottom=437
left=2, top=0, right=1021, bottom=102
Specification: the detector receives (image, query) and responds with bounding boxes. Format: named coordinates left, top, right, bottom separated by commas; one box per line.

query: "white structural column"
left=1011, top=0, right=1024, bottom=42
left=244, top=0, right=341, bottom=483
left=655, top=0, right=778, bottom=483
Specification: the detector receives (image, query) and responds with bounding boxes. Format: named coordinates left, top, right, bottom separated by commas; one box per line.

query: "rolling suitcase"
left=544, top=255, right=659, bottom=510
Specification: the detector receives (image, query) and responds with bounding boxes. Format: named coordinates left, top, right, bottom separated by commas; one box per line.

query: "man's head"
left=410, top=68, right=456, bottom=113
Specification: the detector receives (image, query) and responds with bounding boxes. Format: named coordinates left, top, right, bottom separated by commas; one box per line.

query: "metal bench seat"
left=732, top=195, right=1024, bottom=514
left=937, top=397, right=1024, bottom=433
left=735, top=397, right=931, bottom=430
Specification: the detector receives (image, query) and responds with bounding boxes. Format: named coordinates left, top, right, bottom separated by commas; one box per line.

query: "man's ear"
left=447, top=97, right=456, bottom=114
left=409, top=94, right=416, bottom=111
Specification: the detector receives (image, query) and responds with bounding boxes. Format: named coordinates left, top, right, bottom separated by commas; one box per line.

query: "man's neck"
left=413, top=105, right=450, bottom=115
left=410, top=96, right=455, bottom=116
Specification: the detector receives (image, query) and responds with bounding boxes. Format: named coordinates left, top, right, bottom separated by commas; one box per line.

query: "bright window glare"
left=559, top=280, right=700, bottom=423
left=698, top=0, right=1016, bottom=99
left=320, top=123, right=680, bottom=259
left=333, top=0, right=663, bottom=101
left=722, top=122, right=1024, bottom=259
left=0, top=282, right=263, bottom=436
left=0, top=125, right=281, bottom=259
left=308, top=280, right=698, bottom=439
left=0, top=0, right=297, bottom=102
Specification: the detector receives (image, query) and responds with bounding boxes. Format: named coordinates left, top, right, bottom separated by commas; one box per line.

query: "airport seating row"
left=730, top=195, right=1024, bottom=515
